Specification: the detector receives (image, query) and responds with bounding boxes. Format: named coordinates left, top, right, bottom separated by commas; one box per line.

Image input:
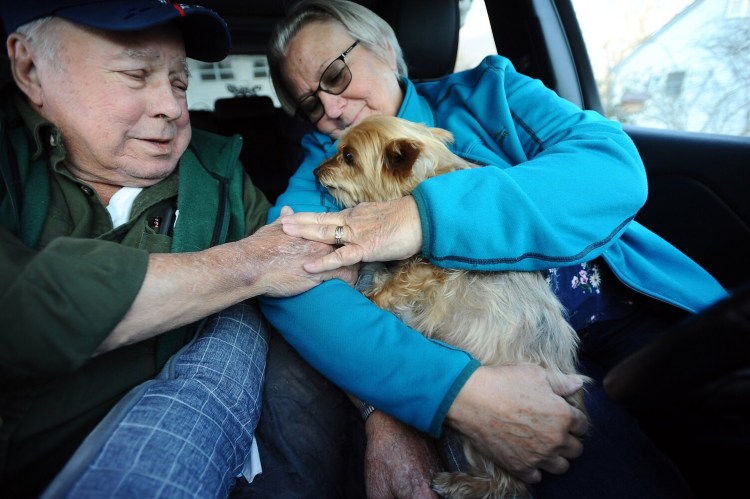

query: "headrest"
left=214, top=95, right=276, bottom=119
left=373, top=0, right=459, bottom=80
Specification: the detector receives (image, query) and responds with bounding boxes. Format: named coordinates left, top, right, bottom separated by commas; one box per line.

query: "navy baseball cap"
left=1, top=0, right=231, bottom=62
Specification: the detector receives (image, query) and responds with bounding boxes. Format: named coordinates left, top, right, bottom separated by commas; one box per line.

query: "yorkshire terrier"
left=315, top=115, right=588, bottom=499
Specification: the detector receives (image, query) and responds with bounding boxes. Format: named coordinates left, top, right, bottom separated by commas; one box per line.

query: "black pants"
left=234, top=297, right=701, bottom=499
left=231, top=331, right=366, bottom=499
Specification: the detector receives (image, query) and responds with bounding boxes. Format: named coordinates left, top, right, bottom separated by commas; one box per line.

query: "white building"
left=186, top=55, right=279, bottom=111
left=612, top=0, right=750, bottom=136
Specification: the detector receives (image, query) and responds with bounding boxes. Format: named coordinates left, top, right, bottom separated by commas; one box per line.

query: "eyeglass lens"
left=298, top=59, right=352, bottom=122
left=297, top=43, right=357, bottom=123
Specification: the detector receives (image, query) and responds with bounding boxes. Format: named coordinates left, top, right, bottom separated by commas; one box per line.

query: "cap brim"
left=56, top=0, right=231, bottom=62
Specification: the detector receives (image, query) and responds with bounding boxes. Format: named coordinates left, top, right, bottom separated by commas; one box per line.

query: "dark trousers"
left=231, top=331, right=366, bottom=499
left=234, top=298, right=697, bottom=499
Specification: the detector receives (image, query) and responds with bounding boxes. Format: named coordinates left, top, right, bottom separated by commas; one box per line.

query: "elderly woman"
left=258, top=0, right=725, bottom=497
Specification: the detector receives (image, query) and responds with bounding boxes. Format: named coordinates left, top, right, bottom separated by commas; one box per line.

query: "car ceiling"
left=198, top=0, right=376, bottom=54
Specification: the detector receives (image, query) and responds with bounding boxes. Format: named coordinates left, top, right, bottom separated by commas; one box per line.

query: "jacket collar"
left=12, top=90, right=64, bottom=163
left=397, top=78, right=435, bottom=127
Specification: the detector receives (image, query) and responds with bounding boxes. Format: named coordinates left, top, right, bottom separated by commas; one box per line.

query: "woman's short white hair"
left=268, top=0, right=407, bottom=116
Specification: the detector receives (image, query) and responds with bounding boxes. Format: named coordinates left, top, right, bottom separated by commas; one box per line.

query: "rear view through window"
left=572, top=0, right=750, bottom=137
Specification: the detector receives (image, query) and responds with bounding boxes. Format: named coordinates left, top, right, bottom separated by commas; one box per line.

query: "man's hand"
left=445, top=364, right=588, bottom=484
left=279, top=196, right=422, bottom=273
left=364, top=411, right=442, bottom=499
left=247, top=222, right=358, bottom=297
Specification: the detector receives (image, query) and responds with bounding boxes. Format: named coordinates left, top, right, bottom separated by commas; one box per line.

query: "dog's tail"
left=432, top=468, right=530, bottom=499
left=432, top=437, right=531, bottom=499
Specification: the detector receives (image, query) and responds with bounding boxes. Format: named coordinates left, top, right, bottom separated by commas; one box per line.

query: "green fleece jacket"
left=0, top=86, right=270, bottom=496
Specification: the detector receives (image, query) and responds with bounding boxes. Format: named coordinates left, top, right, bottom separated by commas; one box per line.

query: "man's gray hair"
left=14, top=17, right=63, bottom=66
left=268, top=0, right=407, bottom=116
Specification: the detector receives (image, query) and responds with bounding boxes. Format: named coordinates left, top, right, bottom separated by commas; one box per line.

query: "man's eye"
left=123, top=70, right=147, bottom=80
left=172, top=79, right=188, bottom=92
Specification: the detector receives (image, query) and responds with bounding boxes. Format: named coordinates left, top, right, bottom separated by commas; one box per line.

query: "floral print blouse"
left=546, top=259, right=636, bottom=331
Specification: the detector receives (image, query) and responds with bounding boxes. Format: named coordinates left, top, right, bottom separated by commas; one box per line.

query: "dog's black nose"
left=313, top=166, right=321, bottom=179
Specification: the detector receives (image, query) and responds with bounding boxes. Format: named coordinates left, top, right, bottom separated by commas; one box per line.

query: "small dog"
left=315, top=115, right=588, bottom=499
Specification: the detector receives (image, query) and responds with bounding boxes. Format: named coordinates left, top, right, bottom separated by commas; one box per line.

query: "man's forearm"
left=95, top=240, right=263, bottom=354
left=96, top=222, right=354, bottom=355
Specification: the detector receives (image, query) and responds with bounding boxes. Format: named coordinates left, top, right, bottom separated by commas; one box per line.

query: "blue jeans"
left=42, top=301, right=269, bottom=499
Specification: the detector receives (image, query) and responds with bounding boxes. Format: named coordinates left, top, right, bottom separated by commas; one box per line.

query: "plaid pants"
left=42, top=301, right=268, bottom=499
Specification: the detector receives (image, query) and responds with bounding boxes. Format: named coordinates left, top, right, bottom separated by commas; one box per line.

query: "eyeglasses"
left=295, top=40, right=360, bottom=123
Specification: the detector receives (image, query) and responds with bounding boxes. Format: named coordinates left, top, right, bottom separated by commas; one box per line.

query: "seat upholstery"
left=372, top=0, right=459, bottom=80
left=208, top=95, right=311, bottom=203
left=603, top=282, right=750, bottom=498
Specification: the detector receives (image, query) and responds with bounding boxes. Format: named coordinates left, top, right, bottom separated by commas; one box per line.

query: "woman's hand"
left=247, top=206, right=359, bottom=296
left=364, top=410, right=442, bottom=499
left=279, top=196, right=422, bottom=273
left=446, top=364, right=589, bottom=484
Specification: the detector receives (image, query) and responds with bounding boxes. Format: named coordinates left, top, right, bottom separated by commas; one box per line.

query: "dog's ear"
left=430, top=127, right=455, bottom=145
left=383, top=138, right=422, bottom=176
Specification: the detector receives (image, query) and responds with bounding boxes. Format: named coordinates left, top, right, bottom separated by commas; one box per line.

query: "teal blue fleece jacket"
left=260, top=55, right=727, bottom=436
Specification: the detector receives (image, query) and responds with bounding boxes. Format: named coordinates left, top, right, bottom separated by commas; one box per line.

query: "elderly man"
left=0, top=1, right=356, bottom=497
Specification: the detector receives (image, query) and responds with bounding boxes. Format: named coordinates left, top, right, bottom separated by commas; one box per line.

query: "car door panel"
left=627, top=126, right=750, bottom=292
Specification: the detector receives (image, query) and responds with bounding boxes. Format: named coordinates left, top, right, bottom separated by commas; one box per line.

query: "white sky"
left=455, top=0, right=498, bottom=71
left=455, top=0, right=695, bottom=77
left=571, top=0, right=694, bottom=78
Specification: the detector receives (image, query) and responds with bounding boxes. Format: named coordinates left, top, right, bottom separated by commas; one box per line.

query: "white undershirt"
left=106, top=186, right=143, bottom=227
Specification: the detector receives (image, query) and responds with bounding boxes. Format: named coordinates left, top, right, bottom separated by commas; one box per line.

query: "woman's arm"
left=264, top=123, right=589, bottom=482
left=281, top=56, right=647, bottom=275
left=259, top=134, right=480, bottom=434
left=417, top=56, right=647, bottom=271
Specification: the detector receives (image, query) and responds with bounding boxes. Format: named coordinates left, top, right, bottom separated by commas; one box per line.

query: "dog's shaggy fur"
left=315, top=115, right=588, bottom=499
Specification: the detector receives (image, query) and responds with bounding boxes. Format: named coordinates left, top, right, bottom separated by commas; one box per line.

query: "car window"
left=187, top=56, right=279, bottom=109
left=572, top=0, right=750, bottom=138
left=455, top=0, right=497, bottom=72
left=186, top=0, right=497, bottom=111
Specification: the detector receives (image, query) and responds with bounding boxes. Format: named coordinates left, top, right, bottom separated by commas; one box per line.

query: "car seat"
left=604, top=282, right=750, bottom=498
left=372, top=0, right=460, bottom=81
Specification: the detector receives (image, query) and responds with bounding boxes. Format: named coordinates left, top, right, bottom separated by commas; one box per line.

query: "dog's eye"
left=342, top=148, right=355, bottom=166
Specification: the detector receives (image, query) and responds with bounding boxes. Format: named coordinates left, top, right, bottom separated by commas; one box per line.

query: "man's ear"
left=383, top=138, right=422, bottom=177
left=6, top=33, right=44, bottom=106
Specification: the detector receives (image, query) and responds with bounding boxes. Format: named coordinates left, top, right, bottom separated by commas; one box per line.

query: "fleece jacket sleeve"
left=261, top=133, right=479, bottom=436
